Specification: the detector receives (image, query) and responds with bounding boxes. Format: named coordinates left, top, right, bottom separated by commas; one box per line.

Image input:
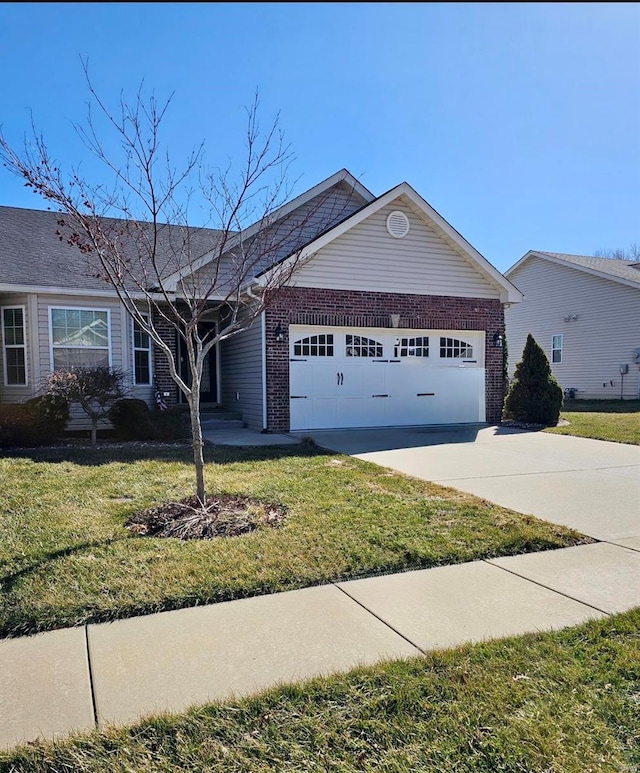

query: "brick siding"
left=264, top=287, right=506, bottom=431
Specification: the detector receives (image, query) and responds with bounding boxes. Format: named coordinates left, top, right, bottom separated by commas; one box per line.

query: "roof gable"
left=506, top=250, right=640, bottom=292
left=259, top=182, right=522, bottom=303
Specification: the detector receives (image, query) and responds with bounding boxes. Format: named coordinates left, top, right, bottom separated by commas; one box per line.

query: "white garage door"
left=289, top=325, right=486, bottom=430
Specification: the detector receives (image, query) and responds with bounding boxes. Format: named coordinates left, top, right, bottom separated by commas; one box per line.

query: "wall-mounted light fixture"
left=493, top=332, right=504, bottom=348
left=563, top=314, right=579, bottom=322
left=274, top=323, right=286, bottom=343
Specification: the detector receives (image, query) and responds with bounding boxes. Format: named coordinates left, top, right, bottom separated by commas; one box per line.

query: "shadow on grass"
left=562, top=399, right=640, bottom=414
left=0, top=441, right=330, bottom=467
left=1, top=535, right=132, bottom=592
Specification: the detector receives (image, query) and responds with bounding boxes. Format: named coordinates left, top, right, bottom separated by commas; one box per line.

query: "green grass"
left=0, top=442, right=589, bottom=639
left=546, top=400, right=640, bottom=444
left=2, top=609, right=638, bottom=772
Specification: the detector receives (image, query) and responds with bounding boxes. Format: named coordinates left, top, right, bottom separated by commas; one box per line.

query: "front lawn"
left=546, top=399, right=640, bottom=444
left=3, top=608, right=638, bottom=772
left=0, top=442, right=589, bottom=639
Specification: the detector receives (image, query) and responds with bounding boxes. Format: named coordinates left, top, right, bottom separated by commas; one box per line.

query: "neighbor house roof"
left=506, top=250, right=640, bottom=291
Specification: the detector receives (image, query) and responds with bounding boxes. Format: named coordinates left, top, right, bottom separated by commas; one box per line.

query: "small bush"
left=150, top=407, right=189, bottom=440
left=0, top=394, right=69, bottom=447
left=109, top=398, right=156, bottom=440
left=109, top=399, right=188, bottom=441
left=503, top=334, right=563, bottom=425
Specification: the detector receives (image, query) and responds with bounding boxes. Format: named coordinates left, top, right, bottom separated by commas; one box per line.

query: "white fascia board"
left=163, top=169, right=375, bottom=292
left=506, top=251, right=640, bottom=291
left=257, top=182, right=524, bottom=304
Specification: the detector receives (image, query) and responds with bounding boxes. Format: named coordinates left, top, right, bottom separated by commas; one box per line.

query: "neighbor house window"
left=50, top=308, right=110, bottom=370
left=133, top=316, right=152, bottom=384
left=552, top=334, right=563, bottom=364
left=2, top=306, right=27, bottom=385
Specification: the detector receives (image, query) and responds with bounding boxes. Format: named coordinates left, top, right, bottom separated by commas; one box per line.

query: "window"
left=394, top=336, right=429, bottom=358
left=2, top=306, right=27, bottom=385
left=133, top=316, right=152, bottom=384
left=293, top=334, right=334, bottom=357
left=345, top=335, right=383, bottom=358
left=50, top=308, right=110, bottom=370
left=440, top=337, right=473, bottom=359
left=552, top=334, right=563, bottom=364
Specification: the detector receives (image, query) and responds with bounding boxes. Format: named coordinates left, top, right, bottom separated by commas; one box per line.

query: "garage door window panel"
left=440, top=337, right=473, bottom=360
left=293, top=334, right=334, bottom=357
left=395, top=336, right=429, bottom=358
left=346, top=335, right=383, bottom=358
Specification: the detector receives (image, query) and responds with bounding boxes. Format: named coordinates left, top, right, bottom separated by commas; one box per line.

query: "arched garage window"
left=345, top=335, right=383, bottom=357
left=293, top=334, right=334, bottom=357
left=440, top=337, right=473, bottom=359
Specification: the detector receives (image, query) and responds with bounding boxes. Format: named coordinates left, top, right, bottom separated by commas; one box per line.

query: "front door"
left=178, top=323, right=218, bottom=404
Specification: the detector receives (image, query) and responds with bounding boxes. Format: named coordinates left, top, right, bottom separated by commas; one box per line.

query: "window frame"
left=49, top=306, right=112, bottom=371
left=394, top=336, right=429, bottom=358
left=292, top=333, right=334, bottom=358
left=1, top=305, right=28, bottom=386
left=439, top=336, right=474, bottom=360
left=132, top=314, right=153, bottom=385
left=551, top=334, right=563, bottom=364
left=345, top=334, right=383, bottom=358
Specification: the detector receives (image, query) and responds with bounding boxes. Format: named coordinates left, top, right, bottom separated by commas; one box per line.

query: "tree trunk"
left=91, top=417, right=98, bottom=446
left=188, top=392, right=206, bottom=504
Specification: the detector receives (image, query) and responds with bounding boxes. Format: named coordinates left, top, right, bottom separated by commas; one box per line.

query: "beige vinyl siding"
left=0, top=292, right=34, bottom=403
left=506, top=257, right=640, bottom=399
left=289, top=197, right=500, bottom=299
left=220, top=313, right=263, bottom=429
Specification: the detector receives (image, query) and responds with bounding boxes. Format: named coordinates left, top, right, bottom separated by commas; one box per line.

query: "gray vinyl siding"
left=290, top=197, right=500, bottom=299
left=0, top=292, right=33, bottom=403
left=506, top=257, right=640, bottom=399
left=220, top=314, right=263, bottom=429
left=36, top=294, right=128, bottom=429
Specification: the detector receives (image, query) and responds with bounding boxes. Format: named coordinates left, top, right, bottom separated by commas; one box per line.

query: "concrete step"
left=200, top=419, right=245, bottom=430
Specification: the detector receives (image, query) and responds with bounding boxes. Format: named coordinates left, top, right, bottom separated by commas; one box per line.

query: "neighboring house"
left=505, top=251, right=640, bottom=400
left=0, top=169, right=522, bottom=432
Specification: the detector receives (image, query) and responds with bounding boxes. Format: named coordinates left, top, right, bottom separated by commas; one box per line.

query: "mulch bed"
left=126, top=494, right=287, bottom=540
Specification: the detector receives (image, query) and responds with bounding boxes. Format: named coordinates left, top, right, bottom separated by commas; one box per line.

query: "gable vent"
left=386, top=210, right=410, bottom=239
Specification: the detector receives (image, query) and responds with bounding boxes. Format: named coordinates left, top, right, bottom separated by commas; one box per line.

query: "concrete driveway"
left=301, top=425, right=640, bottom=545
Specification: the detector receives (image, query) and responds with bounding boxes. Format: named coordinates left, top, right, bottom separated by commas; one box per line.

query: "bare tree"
left=594, top=243, right=640, bottom=261
left=0, top=66, right=354, bottom=503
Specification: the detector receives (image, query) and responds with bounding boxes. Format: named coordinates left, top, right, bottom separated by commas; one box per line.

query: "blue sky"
left=1, top=2, right=638, bottom=273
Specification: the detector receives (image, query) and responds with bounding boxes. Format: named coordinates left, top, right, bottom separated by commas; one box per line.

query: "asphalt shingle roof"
left=536, top=251, right=640, bottom=287
left=0, top=205, right=228, bottom=292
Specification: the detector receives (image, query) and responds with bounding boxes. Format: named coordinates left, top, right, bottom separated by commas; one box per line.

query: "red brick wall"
left=264, top=287, right=506, bottom=431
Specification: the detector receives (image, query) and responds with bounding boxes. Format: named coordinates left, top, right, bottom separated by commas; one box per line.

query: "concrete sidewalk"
left=2, top=540, right=639, bottom=750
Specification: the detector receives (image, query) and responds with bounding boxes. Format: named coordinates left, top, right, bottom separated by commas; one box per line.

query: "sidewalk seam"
left=84, top=625, right=99, bottom=728
left=332, top=583, right=426, bottom=655
left=482, top=560, right=612, bottom=617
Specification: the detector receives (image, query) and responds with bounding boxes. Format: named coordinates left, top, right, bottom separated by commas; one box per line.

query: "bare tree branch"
left=0, top=71, right=362, bottom=501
